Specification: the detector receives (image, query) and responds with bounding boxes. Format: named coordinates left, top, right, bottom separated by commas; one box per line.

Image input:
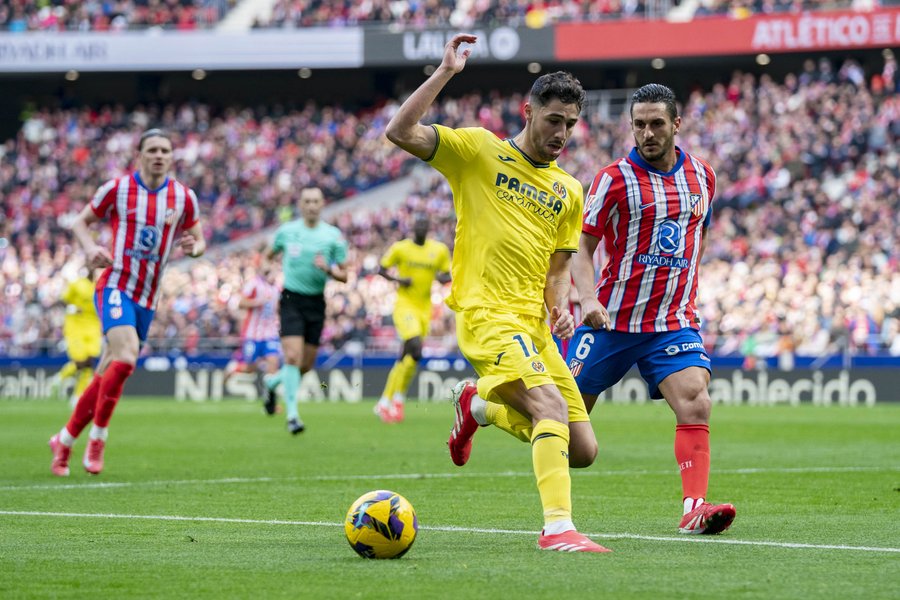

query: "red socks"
left=94, top=361, right=135, bottom=428
left=65, top=375, right=103, bottom=438
left=674, top=424, right=710, bottom=501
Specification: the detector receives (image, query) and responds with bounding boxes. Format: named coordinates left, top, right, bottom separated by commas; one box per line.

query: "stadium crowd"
left=1, top=55, right=898, bottom=360
left=0, top=0, right=866, bottom=31
left=0, top=0, right=229, bottom=31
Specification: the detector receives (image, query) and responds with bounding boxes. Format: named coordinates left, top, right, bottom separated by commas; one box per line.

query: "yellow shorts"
left=64, top=326, right=102, bottom=363
left=455, top=308, right=589, bottom=424
left=393, top=305, right=430, bottom=341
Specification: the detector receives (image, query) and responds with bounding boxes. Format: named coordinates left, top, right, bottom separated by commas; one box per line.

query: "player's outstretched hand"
left=550, top=306, right=575, bottom=340
left=442, top=33, right=477, bottom=74
left=581, top=298, right=612, bottom=331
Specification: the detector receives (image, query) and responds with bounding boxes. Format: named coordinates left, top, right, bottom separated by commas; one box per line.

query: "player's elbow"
left=384, top=121, right=409, bottom=148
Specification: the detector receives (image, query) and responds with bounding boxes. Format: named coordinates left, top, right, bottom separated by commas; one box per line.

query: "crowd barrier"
left=1, top=354, right=894, bottom=405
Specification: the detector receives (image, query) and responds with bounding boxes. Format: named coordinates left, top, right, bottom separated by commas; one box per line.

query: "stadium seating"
left=0, top=0, right=865, bottom=32
left=1, top=55, right=897, bottom=359
left=0, top=0, right=230, bottom=31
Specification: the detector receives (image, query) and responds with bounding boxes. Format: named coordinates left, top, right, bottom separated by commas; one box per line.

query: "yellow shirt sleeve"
left=556, top=181, right=584, bottom=252
left=380, top=242, right=400, bottom=270
left=428, top=125, right=488, bottom=178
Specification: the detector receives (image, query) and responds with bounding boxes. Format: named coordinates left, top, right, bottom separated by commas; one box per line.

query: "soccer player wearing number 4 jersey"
left=567, top=84, right=735, bottom=535
left=387, top=33, right=608, bottom=553
left=49, top=128, right=206, bottom=477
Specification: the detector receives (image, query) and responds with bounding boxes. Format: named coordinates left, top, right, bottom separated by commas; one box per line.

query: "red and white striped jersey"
left=92, top=173, right=200, bottom=309
left=582, top=147, right=715, bottom=333
left=240, top=276, right=280, bottom=341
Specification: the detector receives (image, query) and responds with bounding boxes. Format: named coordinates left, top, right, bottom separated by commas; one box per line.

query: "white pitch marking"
left=1, top=465, right=897, bottom=492
left=0, top=510, right=898, bottom=554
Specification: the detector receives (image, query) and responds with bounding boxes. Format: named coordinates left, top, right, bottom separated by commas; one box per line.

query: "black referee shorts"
left=279, top=289, right=326, bottom=346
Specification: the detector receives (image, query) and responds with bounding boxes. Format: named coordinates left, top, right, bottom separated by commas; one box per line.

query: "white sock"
left=59, top=427, right=76, bottom=447
left=392, top=393, right=405, bottom=405
left=377, top=397, right=390, bottom=407
left=470, top=394, right=488, bottom=426
left=89, top=425, right=108, bottom=442
left=543, top=519, right=576, bottom=535
left=684, top=497, right=704, bottom=514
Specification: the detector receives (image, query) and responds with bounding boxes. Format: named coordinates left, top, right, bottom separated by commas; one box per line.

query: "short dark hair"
left=530, top=71, right=585, bottom=112
left=138, top=128, right=171, bottom=150
left=630, top=84, right=678, bottom=121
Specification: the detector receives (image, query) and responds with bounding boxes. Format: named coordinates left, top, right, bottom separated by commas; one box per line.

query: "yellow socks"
left=485, top=402, right=532, bottom=443
left=531, top=419, right=572, bottom=525
left=381, top=363, right=401, bottom=400
left=396, top=355, right=418, bottom=399
left=58, top=361, right=77, bottom=381
left=74, top=368, right=94, bottom=398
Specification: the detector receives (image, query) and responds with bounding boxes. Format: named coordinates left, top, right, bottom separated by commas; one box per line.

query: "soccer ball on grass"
left=344, top=490, right=418, bottom=559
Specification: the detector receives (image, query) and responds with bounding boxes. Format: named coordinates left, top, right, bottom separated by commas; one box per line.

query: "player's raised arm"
left=385, top=33, right=477, bottom=160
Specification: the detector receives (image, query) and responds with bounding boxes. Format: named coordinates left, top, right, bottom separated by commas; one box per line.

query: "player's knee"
left=569, top=441, right=598, bottom=469
left=678, top=387, right=711, bottom=422
left=403, top=339, right=423, bottom=361
left=528, top=388, right=568, bottom=423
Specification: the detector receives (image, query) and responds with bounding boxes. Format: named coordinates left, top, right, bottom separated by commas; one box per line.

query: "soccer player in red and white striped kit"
left=48, top=128, right=206, bottom=476
left=567, top=84, right=736, bottom=534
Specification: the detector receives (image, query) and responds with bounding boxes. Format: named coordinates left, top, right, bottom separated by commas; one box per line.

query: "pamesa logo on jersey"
left=494, top=172, right=564, bottom=222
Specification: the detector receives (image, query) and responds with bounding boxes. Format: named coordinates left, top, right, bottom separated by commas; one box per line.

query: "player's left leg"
left=280, top=335, right=305, bottom=433
left=640, top=329, right=735, bottom=534
left=391, top=336, right=423, bottom=423
left=84, top=323, right=140, bottom=475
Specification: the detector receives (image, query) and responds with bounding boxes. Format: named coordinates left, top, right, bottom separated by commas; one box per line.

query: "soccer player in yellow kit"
left=386, top=33, right=608, bottom=553
left=55, top=269, right=102, bottom=403
left=375, top=215, right=451, bottom=422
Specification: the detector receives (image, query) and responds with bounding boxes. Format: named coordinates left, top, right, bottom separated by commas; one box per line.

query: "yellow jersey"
left=381, top=238, right=451, bottom=312
left=61, top=276, right=100, bottom=332
left=428, top=125, right=583, bottom=318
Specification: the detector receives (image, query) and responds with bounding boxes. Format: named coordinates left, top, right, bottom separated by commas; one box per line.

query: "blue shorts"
left=565, top=327, right=711, bottom=399
left=96, top=288, right=155, bottom=342
left=240, top=339, right=281, bottom=364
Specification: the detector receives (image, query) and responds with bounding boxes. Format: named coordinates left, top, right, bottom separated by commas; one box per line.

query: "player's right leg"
left=260, top=348, right=281, bottom=416
left=494, top=379, right=609, bottom=553
left=453, top=310, right=609, bottom=553
left=643, top=334, right=734, bottom=535
left=84, top=322, right=140, bottom=475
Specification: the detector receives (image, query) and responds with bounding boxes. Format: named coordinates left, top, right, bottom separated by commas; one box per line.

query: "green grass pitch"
left=1, top=397, right=898, bottom=599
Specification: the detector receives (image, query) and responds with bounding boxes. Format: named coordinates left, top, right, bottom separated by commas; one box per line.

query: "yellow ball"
left=344, top=490, right=418, bottom=559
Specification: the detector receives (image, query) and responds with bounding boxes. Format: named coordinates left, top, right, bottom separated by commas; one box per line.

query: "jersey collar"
left=133, top=172, right=170, bottom=194
left=627, top=146, right=685, bottom=176
left=507, top=139, right=552, bottom=169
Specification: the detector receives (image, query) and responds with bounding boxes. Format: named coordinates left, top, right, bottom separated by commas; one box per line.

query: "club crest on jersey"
left=690, top=193, right=707, bottom=217
left=568, top=359, right=583, bottom=377
left=164, top=208, right=177, bottom=225
left=110, top=307, right=123, bottom=320
left=552, top=181, right=567, bottom=199
left=531, top=360, right=546, bottom=373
